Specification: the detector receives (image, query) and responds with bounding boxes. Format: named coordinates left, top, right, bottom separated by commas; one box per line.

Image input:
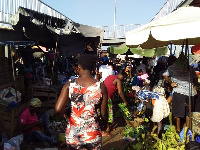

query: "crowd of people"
left=9, top=51, right=200, bottom=149
left=53, top=53, right=200, bottom=149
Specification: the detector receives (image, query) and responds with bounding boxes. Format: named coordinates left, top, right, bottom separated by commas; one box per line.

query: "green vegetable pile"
left=123, top=125, right=145, bottom=139
left=118, top=103, right=133, bottom=120
left=121, top=113, right=193, bottom=150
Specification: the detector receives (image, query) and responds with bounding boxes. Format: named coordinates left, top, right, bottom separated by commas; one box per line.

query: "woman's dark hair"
left=121, top=72, right=128, bottom=78
left=72, top=63, right=78, bottom=68
left=132, top=90, right=136, bottom=95
left=78, top=54, right=95, bottom=71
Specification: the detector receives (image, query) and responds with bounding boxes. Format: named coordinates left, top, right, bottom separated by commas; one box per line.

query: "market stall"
left=126, top=6, right=200, bottom=130
left=10, top=7, right=104, bottom=57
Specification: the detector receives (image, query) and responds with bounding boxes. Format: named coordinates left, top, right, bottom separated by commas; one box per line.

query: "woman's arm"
left=20, top=121, right=42, bottom=132
left=116, top=79, right=128, bottom=106
left=131, top=109, right=139, bottom=118
left=163, top=75, right=177, bottom=88
left=55, top=81, right=70, bottom=115
left=167, top=94, right=172, bottom=104
left=100, top=83, right=108, bottom=127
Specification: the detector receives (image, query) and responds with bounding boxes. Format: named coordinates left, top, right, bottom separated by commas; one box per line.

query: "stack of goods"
left=120, top=113, right=194, bottom=150
left=48, top=115, right=67, bottom=142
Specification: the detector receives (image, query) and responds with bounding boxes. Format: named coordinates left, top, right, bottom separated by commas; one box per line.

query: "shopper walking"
left=55, top=54, right=108, bottom=150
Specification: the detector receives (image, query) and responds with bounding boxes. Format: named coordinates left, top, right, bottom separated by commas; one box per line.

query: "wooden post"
left=170, top=42, right=172, bottom=55
left=186, top=39, right=192, bottom=129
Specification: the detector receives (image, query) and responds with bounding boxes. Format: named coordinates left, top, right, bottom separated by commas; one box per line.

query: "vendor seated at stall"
left=131, top=87, right=170, bottom=135
left=20, top=98, right=57, bottom=145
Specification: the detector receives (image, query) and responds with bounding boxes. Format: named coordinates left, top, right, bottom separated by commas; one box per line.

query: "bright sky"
left=41, top=0, right=167, bottom=27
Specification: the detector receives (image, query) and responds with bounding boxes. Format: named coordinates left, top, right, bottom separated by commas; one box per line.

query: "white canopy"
left=126, top=6, right=200, bottom=49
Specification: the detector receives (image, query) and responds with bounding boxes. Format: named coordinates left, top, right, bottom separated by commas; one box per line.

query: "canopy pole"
left=52, top=41, right=57, bottom=75
left=10, top=43, right=16, bottom=82
left=170, top=42, right=172, bottom=55
left=10, top=43, right=18, bottom=103
left=114, top=0, right=116, bottom=39
left=181, top=39, right=185, bottom=53
left=51, top=41, right=58, bottom=86
left=186, top=39, right=192, bottom=129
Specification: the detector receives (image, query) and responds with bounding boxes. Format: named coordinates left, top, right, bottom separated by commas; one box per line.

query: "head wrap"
left=30, top=98, right=42, bottom=107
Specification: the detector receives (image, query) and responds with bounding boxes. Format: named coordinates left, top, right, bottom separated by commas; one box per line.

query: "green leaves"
left=118, top=103, right=132, bottom=120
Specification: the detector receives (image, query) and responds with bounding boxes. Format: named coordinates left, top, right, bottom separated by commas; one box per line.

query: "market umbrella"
left=126, top=6, right=200, bottom=49
left=110, top=43, right=129, bottom=54
left=124, top=49, right=133, bottom=55
left=110, top=43, right=168, bottom=57
left=126, top=6, right=200, bottom=129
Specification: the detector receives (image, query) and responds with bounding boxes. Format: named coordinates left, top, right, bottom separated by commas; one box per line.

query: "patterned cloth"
left=66, top=79, right=102, bottom=150
left=163, top=63, right=197, bottom=96
left=137, top=90, right=159, bottom=112
left=136, top=90, right=170, bottom=122
left=137, top=90, right=159, bottom=101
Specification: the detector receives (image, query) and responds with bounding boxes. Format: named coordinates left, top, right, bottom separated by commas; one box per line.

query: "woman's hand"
left=124, top=101, right=128, bottom=106
left=171, top=82, right=178, bottom=88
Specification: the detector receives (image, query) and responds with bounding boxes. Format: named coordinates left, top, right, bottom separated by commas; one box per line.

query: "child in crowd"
left=131, top=86, right=170, bottom=135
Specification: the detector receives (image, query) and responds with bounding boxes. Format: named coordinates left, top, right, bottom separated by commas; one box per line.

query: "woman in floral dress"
left=55, top=54, right=108, bottom=150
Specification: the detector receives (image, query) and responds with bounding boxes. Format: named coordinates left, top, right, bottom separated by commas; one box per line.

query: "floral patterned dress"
left=66, top=79, right=102, bottom=150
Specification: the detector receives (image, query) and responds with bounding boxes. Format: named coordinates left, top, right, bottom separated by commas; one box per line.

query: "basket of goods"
left=192, top=112, right=200, bottom=134
left=48, top=115, right=67, bottom=141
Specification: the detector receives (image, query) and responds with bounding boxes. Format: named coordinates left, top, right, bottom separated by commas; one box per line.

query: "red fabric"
left=192, top=43, right=200, bottom=54
left=20, top=108, right=38, bottom=134
left=104, top=75, right=118, bottom=99
left=126, top=94, right=135, bottom=98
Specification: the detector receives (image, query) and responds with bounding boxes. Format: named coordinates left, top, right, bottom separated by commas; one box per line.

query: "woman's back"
left=66, top=78, right=102, bottom=149
left=55, top=54, right=108, bottom=150
left=69, top=78, right=102, bottom=123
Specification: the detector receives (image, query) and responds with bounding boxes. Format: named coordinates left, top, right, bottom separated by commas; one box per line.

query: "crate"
left=31, top=85, right=58, bottom=109
left=42, top=99, right=57, bottom=108
left=0, top=101, right=30, bottom=138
